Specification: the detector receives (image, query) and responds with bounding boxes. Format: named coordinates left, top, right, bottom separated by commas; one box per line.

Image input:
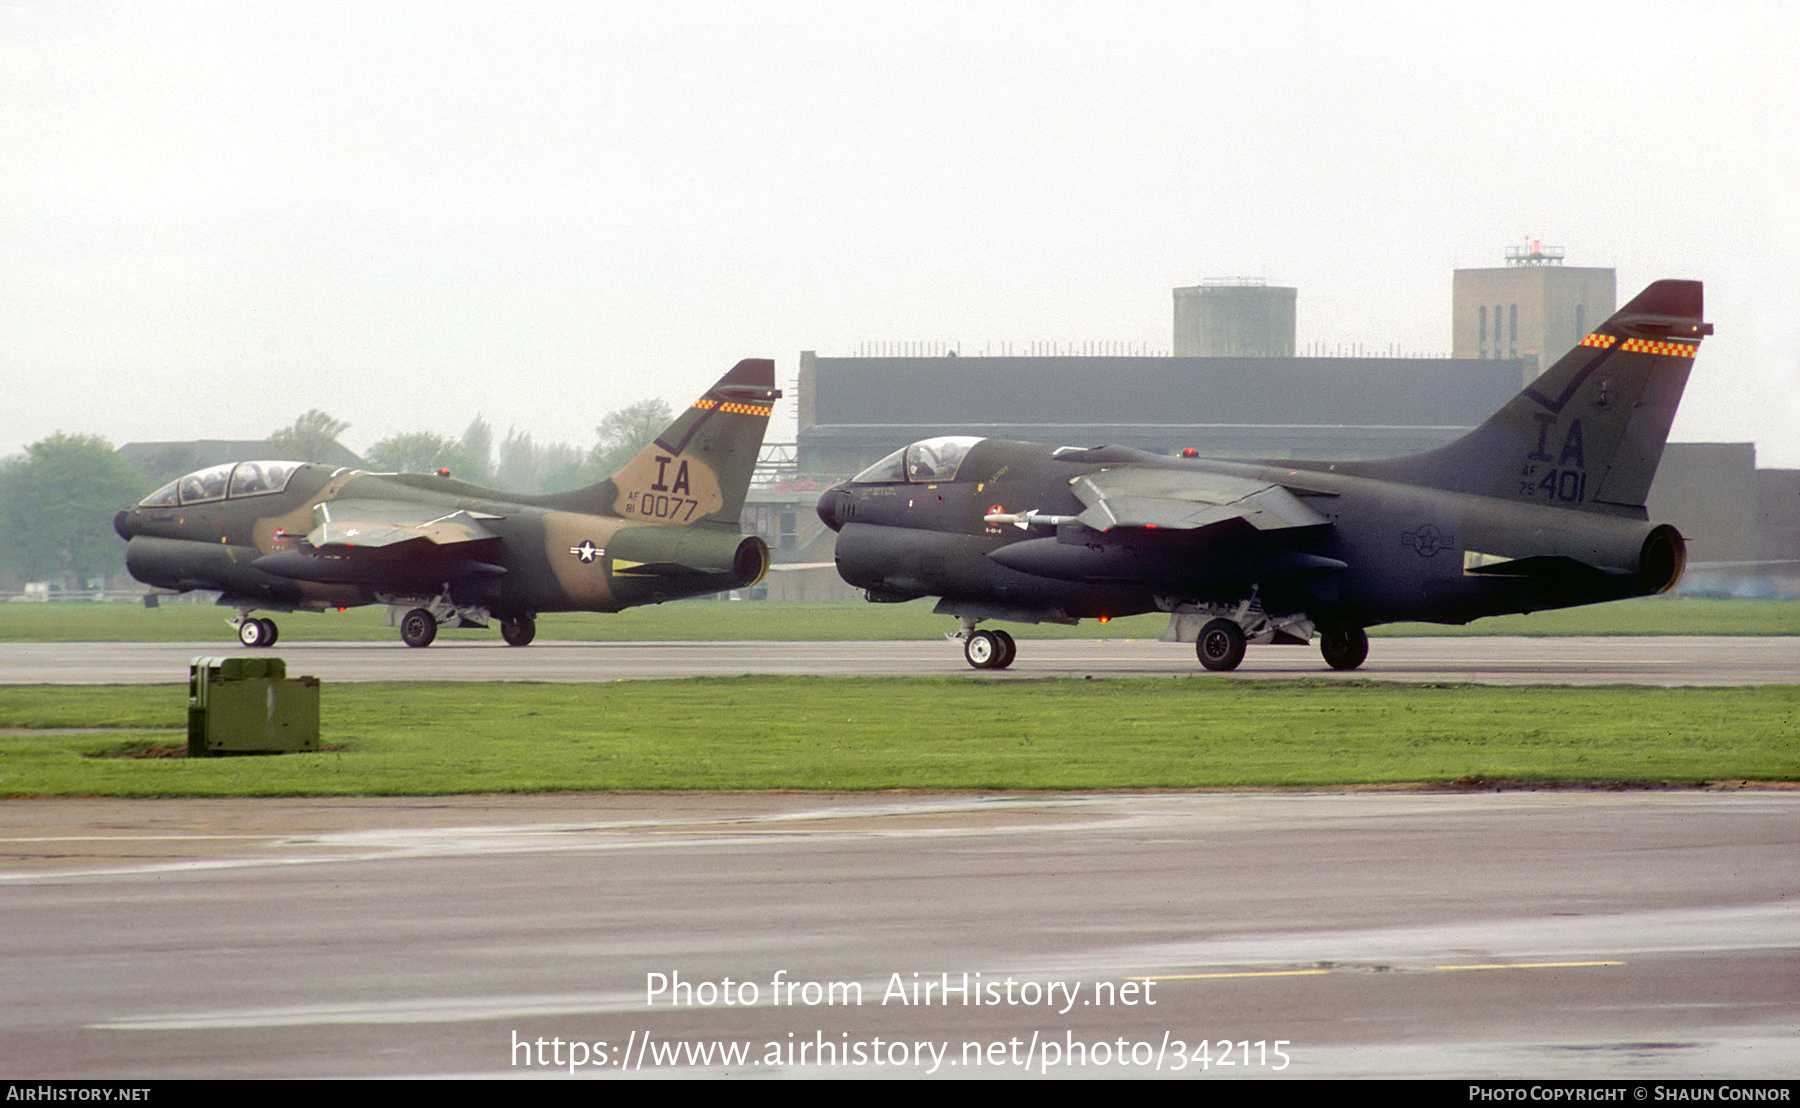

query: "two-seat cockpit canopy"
left=139, top=460, right=306, bottom=507
left=851, top=436, right=985, bottom=484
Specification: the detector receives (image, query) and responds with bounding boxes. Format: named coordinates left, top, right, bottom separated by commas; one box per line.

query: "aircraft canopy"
left=139, top=460, right=306, bottom=507
left=851, top=436, right=985, bottom=484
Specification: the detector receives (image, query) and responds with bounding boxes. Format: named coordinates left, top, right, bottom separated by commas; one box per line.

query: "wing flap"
left=305, top=500, right=504, bottom=550
left=1071, top=470, right=1331, bottom=533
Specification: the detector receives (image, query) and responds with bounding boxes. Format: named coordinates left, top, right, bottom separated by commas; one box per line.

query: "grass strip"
left=2, top=678, right=1794, bottom=796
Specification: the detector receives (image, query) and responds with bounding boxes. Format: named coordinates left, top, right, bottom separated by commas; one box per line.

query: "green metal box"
left=187, top=656, right=321, bottom=756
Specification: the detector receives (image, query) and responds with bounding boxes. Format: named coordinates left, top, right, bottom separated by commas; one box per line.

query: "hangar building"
left=797, top=351, right=1522, bottom=480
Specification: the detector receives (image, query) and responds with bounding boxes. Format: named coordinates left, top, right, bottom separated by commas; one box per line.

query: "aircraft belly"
left=834, top=523, right=1151, bottom=614
left=124, top=536, right=366, bottom=607
left=987, top=537, right=1164, bottom=582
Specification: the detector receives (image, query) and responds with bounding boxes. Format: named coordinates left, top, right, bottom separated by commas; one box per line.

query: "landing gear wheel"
left=500, top=614, right=536, bottom=647
left=1196, top=618, right=1246, bottom=672
left=238, top=617, right=276, bottom=648
left=400, top=607, right=438, bottom=648
left=259, top=618, right=279, bottom=647
left=992, top=629, right=1017, bottom=670
left=964, top=629, right=1010, bottom=670
left=1319, top=626, right=1369, bottom=671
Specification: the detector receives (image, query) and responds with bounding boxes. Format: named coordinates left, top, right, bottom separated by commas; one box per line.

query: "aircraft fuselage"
left=116, top=467, right=763, bottom=618
left=114, top=358, right=780, bottom=646
left=819, top=440, right=1680, bottom=632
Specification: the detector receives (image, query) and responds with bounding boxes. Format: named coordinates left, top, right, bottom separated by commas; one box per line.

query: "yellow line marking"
left=1137, top=970, right=1333, bottom=981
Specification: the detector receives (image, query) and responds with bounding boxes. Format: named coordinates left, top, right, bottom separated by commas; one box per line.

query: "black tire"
left=992, top=629, right=1017, bottom=670
left=1196, top=618, right=1246, bottom=671
left=964, top=629, right=1005, bottom=670
left=259, top=618, right=279, bottom=647
left=501, top=614, right=536, bottom=647
left=238, top=618, right=270, bottom=648
left=1319, top=626, right=1369, bottom=671
left=400, top=608, right=438, bottom=648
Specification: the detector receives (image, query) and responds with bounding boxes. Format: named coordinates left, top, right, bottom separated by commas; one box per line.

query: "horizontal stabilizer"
left=611, top=560, right=707, bottom=577
left=1461, top=554, right=1629, bottom=581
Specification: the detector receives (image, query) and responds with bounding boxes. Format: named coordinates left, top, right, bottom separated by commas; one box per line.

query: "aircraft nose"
left=816, top=486, right=850, bottom=532
left=113, top=510, right=135, bottom=541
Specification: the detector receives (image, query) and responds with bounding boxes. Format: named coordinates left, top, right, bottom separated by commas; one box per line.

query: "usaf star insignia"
left=1401, top=525, right=1453, bottom=558
left=569, top=540, right=604, bottom=563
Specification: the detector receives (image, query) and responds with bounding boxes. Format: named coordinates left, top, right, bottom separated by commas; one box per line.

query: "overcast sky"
left=4, top=1, right=1797, bottom=469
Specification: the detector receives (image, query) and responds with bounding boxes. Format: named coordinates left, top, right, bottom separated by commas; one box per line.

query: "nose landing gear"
left=962, top=627, right=1017, bottom=670
left=234, top=614, right=279, bottom=648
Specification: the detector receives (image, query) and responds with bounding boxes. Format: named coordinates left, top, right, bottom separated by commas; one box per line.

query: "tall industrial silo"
left=1172, top=279, right=1297, bottom=357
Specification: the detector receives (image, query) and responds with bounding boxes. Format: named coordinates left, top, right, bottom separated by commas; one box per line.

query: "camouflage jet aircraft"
left=815, top=281, right=1710, bottom=671
left=115, top=359, right=780, bottom=647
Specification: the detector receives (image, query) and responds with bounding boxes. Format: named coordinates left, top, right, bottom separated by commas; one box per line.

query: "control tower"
left=1452, top=240, right=1615, bottom=381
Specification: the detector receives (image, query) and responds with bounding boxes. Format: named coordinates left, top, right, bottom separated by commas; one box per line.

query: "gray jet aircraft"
left=815, top=280, right=1710, bottom=670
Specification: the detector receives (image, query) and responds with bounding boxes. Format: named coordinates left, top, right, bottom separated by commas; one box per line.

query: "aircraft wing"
left=1070, top=469, right=1332, bottom=533
left=304, top=500, right=505, bottom=550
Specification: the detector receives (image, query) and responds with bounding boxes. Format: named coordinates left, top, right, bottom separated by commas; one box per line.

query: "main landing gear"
left=384, top=598, right=540, bottom=647
left=500, top=613, right=536, bottom=647
left=399, top=607, right=438, bottom=648
left=1194, top=618, right=1369, bottom=672
left=1195, top=618, right=1245, bottom=671
left=1168, top=604, right=1370, bottom=672
left=1318, top=626, right=1369, bottom=671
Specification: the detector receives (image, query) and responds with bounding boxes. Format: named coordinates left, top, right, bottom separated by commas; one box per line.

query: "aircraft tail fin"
left=546, top=359, right=780, bottom=526
left=1353, top=280, right=1710, bottom=516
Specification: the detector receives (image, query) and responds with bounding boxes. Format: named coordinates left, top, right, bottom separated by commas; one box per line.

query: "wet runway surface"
left=3, top=790, right=1796, bottom=1078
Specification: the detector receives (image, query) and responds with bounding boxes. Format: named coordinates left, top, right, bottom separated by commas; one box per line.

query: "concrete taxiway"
left=2, top=790, right=1795, bottom=1079
left=1, top=635, right=1797, bottom=684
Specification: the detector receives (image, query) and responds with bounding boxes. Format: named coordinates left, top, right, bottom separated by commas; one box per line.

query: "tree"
left=0, top=433, right=151, bottom=584
left=536, top=442, right=591, bottom=492
left=493, top=428, right=542, bottom=491
left=447, top=399, right=672, bottom=495
left=267, top=410, right=350, bottom=463
left=363, top=432, right=474, bottom=476
left=459, top=416, right=494, bottom=484
left=590, top=398, right=673, bottom=478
